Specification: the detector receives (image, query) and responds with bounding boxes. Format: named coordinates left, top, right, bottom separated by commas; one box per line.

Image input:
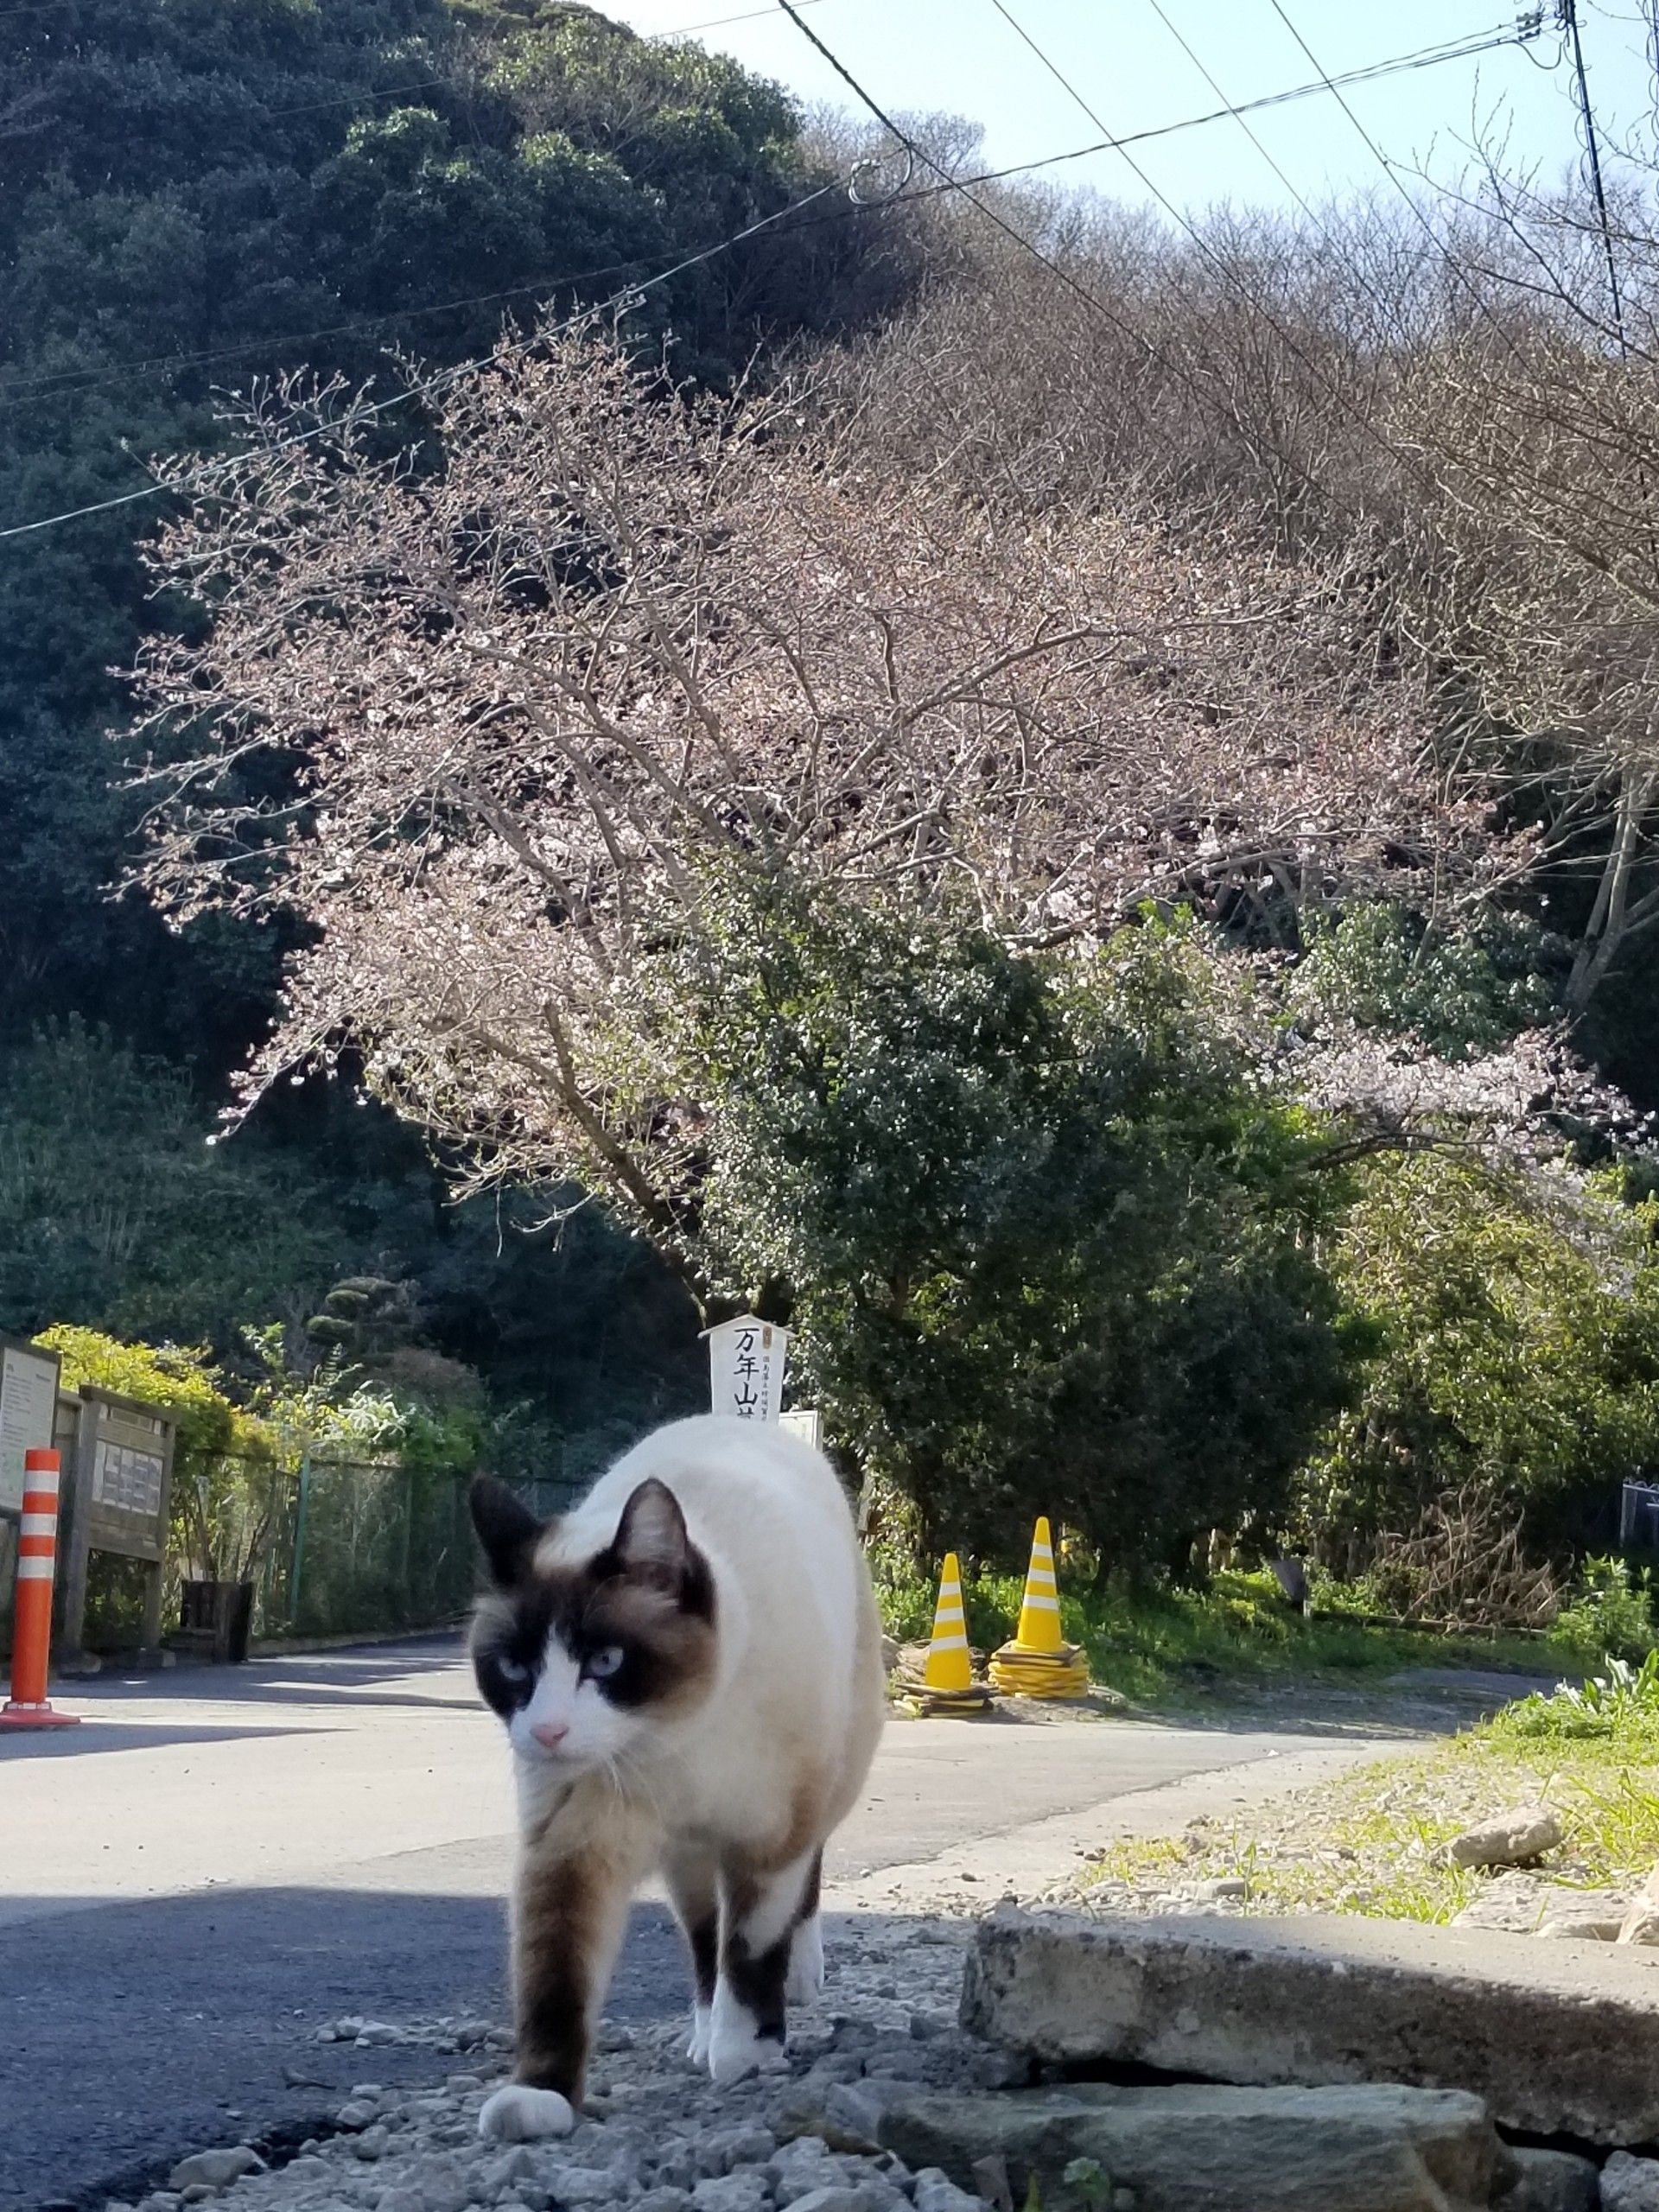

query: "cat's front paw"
left=477, top=2084, right=575, bottom=2142
left=707, top=1986, right=790, bottom=2086
left=686, top=1999, right=713, bottom=2067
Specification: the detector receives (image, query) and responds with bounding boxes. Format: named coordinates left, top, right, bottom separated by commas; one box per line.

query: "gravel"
left=118, top=1924, right=988, bottom=2212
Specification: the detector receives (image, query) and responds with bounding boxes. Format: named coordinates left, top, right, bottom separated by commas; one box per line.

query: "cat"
left=467, top=1413, right=886, bottom=2144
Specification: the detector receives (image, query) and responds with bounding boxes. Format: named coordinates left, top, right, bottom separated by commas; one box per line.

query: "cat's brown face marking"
left=468, top=1474, right=719, bottom=1763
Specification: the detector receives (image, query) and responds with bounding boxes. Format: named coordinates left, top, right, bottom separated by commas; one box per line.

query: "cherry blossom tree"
left=129, top=326, right=1500, bottom=1292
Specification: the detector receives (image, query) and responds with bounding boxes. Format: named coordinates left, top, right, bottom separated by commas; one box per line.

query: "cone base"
left=0, top=1700, right=80, bottom=1728
left=987, top=1640, right=1091, bottom=1700
left=899, top=1683, right=996, bottom=1718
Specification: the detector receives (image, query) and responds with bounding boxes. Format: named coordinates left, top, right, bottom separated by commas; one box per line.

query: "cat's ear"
left=469, top=1473, right=542, bottom=1586
left=610, top=1477, right=690, bottom=1590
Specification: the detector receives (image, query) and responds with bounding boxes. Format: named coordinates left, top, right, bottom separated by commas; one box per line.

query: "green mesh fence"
left=148, top=1457, right=579, bottom=1644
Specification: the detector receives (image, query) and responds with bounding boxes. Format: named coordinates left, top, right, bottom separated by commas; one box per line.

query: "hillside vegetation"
left=10, top=3, right=1659, bottom=1636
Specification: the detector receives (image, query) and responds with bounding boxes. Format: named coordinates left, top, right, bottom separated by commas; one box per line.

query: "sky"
left=607, top=0, right=1659, bottom=224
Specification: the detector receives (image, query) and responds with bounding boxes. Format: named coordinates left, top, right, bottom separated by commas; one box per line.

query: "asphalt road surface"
left=0, top=1638, right=1397, bottom=2211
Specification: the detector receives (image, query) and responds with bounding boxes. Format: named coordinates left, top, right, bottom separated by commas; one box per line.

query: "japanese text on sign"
left=704, top=1315, right=788, bottom=1423
left=0, top=1342, right=59, bottom=1515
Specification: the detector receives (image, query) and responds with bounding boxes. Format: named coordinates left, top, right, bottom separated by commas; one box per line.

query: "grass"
left=874, top=1558, right=1564, bottom=1706
left=1071, top=1657, right=1659, bottom=1925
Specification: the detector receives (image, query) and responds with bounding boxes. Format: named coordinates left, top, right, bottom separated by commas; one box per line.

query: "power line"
left=1265, top=0, right=1539, bottom=357
left=0, top=178, right=842, bottom=542
left=1142, top=0, right=1338, bottom=239
left=982, top=0, right=1469, bottom=512
left=0, top=16, right=1552, bottom=425
left=771, top=0, right=1165, bottom=362
left=0, top=251, right=689, bottom=409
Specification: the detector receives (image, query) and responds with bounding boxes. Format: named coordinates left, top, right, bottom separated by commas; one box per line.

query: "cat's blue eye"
left=585, top=1645, right=624, bottom=1681
left=498, top=1656, right=531, bottom=1686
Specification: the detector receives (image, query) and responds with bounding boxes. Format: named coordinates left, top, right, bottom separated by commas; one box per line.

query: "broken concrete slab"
left=1494, top=2147, right=1599, bottom=2212
left=821, top=2077, right=1503, bottom=2212
left=962, top=1905, right=1659, bottom=2145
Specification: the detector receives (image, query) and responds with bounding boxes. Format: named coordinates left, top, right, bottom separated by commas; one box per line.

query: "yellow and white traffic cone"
left=988, top=1518, right=1090, bottom=1699
left=898, top=1553, right=994, bottom=1715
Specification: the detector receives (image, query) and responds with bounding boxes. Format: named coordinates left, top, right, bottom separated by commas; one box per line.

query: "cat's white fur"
left=478, top=1414, right=883, bottom=2141
left=531, top=1414, right=879, bottom=1834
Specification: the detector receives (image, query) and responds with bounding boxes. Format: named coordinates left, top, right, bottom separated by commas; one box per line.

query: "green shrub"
left=1492, top=1651, right=1659, bottom=1743
left=1553, top=1556, right=1657, bottom=1663
left=1300, top=1154, right=1659, bottom=1565
left=665, top=885, right=1349, bottom=1573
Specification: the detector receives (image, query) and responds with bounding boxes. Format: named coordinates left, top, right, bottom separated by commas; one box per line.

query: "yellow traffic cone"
left=895, top=1553, right=995, bottom=1716
left=924, top=1553, right=973, bottom=1694
left=988, top=1517, right=1091, bottom=1700
left=1014, top=1517, right=1064, bottom=1652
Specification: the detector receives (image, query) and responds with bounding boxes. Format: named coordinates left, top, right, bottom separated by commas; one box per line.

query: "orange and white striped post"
left=1, top=1447, right=79, bottom=1729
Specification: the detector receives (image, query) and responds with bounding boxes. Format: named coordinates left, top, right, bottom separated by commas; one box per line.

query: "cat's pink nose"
left=531, top=1721, right=569, bottom=1751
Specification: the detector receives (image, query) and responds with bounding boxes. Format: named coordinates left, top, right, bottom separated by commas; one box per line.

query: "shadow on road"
left=0, top=1723, right=333, bottom=1759
left=0, top=1879, right=695, bottom=2212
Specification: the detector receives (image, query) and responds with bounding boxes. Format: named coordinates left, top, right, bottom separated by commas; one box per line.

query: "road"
left=0, top=1638, right=1405, bottom=2212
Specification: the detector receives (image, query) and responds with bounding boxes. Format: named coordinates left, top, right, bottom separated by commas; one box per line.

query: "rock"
left=356, top=2024, right=408, bottom=2047
left=167, top=2148, right=265, bottom=2191
left=336, top=2103, right=378, bottom=2132
left=1192, top=1878, right=1249, bottom=1904
left=695, top=2126, right=778, bottom=2178
left=912, top=2173, right=984, bottom=2212
left=634, top=2194, right=695, bottom=2212
left=353, top=2126, right=391, bottom=2160
left=852, top=2179, right=910, bottom=2212
left=968, top=2158, right=1012, bottom=2212
left=768, top=2139, right=840, bottom=2202
left=412, top=2170, right=473, bottom=2212
left=487, top=2150, right=541, bottom=2191
left=547, top=2166, right=628, bottom=2208
left=962, top=1905, right=1659, bottom=2145
left=448, top=2075, right=486, bottom=2095
left=690, top=2176, right=771, bottom=2212
left=835, top=2078, right=1501, bottom=2212
left=1492, top=2146, right=1599, bottom=2212
left=178, top=2189, right=216, bottom=2205
left=1448, top=1806, right=1563, bottom=1870
left=1602, top=2152, right=1659, bottom=2212
left=653, top=2149, right=702, bottom=2194
left=784, top=2191, right=866, bottom=2212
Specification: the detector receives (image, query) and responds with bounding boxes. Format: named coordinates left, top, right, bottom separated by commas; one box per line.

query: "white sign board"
left=705, top=1316, right=788, bottom=1423
left=92, top=1438, right=166, bottom=1519
left=0, top=1343, right=60, bottom=1514
left=779, top=1408, right=822, bottom=1451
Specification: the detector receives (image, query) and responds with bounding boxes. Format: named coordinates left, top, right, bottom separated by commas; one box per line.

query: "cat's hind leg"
left=664, top=1841, right=720, bottom=2067
left=709, top=1847, right=817, bottom=2086
left=785, top=1846, right=824, bottom=2006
